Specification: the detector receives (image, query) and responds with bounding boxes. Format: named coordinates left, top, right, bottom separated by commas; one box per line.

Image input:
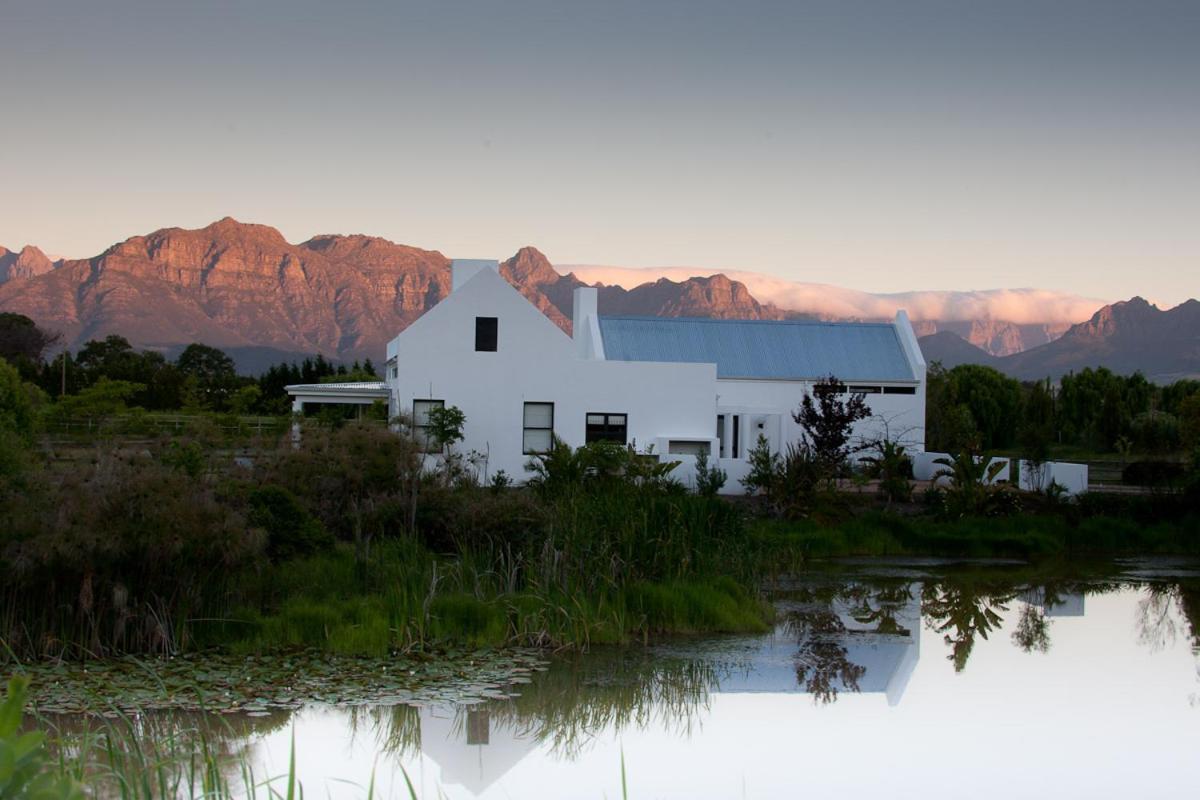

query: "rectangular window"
left=848, top=385, right=882, bottom=394
left=585, top=412, right=627, bottom=444
left=523, top=402, right=554, bottom=454
left=412, top=398, right=445, bottom=452
left=883, top=386, right=917, bottom=395
left=716, top=414, right=726, bottom=458
left=732, top=415, right=740, bottom=459
left=475, top=316, right=498, bottom=351
left=668, top=440, right=710, bottom=456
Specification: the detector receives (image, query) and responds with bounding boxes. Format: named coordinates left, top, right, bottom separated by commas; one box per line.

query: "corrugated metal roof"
left=285, top=382, right=390, bottom=394
left=597, top=316, right=915, bottom=381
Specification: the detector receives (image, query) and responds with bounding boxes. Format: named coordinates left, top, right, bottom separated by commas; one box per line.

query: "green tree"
left=75, top=335, right=182, bottom=409
left=0, top=357, right=35, bottom=436
left=1018, top=379, right=1055, bottom=465
left=1179, top=394, right=1200, bottom=450
left=176, top=343, right=238, bottom=410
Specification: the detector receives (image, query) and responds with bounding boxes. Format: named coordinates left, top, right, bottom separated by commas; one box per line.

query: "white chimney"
left=451, top=259, right=500, bottom=292
left=572, top=286, right=604, bottom=359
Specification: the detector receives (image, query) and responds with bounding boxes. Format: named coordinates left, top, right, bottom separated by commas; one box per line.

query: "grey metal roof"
left=597, top=316, right=916, bottom=381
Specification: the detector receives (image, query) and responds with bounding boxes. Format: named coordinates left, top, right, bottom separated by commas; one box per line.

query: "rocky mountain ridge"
left=919, top=296, right=1200, bottom=382
left=0, top=219, right=788, bottom=371
left=4, top=218, right=1190, bottom=379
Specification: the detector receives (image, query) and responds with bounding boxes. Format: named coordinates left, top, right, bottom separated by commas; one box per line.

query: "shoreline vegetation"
left=0, top=414, right=1196, bottom=663
left=0, top=341, right=1198, bottom=662
left=0, top=318, right=1197, bottom=664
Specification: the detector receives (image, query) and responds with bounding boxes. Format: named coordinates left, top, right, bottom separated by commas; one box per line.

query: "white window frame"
left=412, top=398, right=445, bottom=453
left=523, top=401, right=554, bottom=454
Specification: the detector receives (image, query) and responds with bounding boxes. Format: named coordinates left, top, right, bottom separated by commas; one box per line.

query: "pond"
left=27, top=559, right=1200, bottom=798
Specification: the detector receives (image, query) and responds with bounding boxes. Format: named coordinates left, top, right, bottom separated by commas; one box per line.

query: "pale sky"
left=1, top=0, right=1197, bottom=305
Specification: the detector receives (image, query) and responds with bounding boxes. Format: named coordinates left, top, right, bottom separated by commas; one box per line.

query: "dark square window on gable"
left=475, top=317, right=498, bottom=351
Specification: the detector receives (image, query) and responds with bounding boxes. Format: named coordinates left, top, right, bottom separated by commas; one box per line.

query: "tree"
left=0, top=357, right=36, bottom=436
left=0, top=312, right=60, bottom=372
left=74, top=335, right=182, bottom=409
left=1018, top=379, right=1055, bottom=485
left=793, top=375, right=869, bottom=480
left=1179, top=394, right=1200, bottom=450
left=176, top=343, right=238, bottom=410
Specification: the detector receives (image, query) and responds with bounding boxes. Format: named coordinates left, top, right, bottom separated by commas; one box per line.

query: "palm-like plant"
left=933, top=449, right=1009, bottom=517
left=861, top=439, right=913, bottom=505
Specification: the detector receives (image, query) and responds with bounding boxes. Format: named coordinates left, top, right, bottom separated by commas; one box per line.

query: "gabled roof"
left=597, top=316, right=916, bottom=381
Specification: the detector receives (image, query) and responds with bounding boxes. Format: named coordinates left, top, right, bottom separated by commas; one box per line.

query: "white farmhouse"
left=288, top=259, right=927, bottom=493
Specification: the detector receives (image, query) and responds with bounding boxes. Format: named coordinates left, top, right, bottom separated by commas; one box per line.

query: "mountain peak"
left=0, top=244, right=55, bottom=283
left=501, top=246, right=558, bottom=287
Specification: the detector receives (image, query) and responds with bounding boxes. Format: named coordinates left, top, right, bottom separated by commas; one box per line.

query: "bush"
left=248, top=485, right=334, bottom=562
left=693, top=450, right=727, bottom=497
left=1122, top=460, right=1186, bottom=488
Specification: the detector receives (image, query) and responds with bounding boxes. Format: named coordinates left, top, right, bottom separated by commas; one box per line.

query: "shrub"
left=248, top=485, right=334, bottom=562
left=1122, top=460, right=1186, bottom=488
left=693, top=450, right=727, bottom=497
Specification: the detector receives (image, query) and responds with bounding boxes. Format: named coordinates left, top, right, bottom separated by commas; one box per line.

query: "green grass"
left=749, top=510, right=1200, bottom=560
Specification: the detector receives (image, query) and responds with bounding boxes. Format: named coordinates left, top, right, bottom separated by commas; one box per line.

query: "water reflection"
left=774, top=580, right=920, bottom=704
left=46, top=563, right=1200, bottom=798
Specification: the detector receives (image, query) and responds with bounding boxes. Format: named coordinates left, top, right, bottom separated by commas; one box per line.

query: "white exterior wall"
left=1019, top=460, right=1089, bottom=495
left=386, top=266, right=717, bottom=484
left=384, top=261, right=927, bottom=494
left=715, top=380, right=925, bottom=454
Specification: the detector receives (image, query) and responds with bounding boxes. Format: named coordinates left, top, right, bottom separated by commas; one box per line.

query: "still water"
left=83, top=561, right=1200, bottom=798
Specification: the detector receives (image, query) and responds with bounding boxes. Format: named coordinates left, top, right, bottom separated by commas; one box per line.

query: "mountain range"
left=918, top=297, right=1200, bottom=383
left=0, top=218, right=1195, bottom=381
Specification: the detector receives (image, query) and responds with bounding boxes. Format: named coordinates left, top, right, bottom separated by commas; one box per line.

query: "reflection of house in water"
left=718, top=584, right=922, bottom=706
left=1020, top=588, right=1086, bottom=617
left=419, top=706, right=537, bottom=796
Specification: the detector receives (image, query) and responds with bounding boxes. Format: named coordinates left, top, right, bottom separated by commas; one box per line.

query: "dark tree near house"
left=793, top=375, right=870, bottom=477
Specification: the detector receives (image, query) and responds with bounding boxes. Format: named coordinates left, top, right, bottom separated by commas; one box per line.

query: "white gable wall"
left=386, top=267, right=717, bottom=483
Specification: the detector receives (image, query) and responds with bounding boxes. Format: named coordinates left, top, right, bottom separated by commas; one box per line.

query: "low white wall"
left=912, top=452, right=1009, bottom=487
left=912, top=451, right=949, bottom=481
left=1019, top=460, right=1089, bottom=495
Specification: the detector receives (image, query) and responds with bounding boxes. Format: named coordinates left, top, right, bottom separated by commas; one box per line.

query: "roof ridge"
left=597, top=315, right=897, bottom=328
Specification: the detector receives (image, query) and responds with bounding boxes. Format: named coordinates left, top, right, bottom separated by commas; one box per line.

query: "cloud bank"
left=560, top=265, right=1105, bottom=325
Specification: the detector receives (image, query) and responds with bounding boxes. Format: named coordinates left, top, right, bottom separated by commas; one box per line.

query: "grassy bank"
left=751, top=504, right=1200, bottom=561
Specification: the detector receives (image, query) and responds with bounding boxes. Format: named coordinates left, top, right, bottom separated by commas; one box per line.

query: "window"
left=668, top=440, right=710, bottom=456
left=412, top=399, right=444, bottom=452
left=717, top=414, right=739, bottom=458
left=848, top=385, right=882, bottom=394
left=585, top=412, right=627, bottom=444
left=475, top=316, right=498, bottom=351
left=883, top=386, right=917, bottom=395
left=523, top=402, right=554, bottom=454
